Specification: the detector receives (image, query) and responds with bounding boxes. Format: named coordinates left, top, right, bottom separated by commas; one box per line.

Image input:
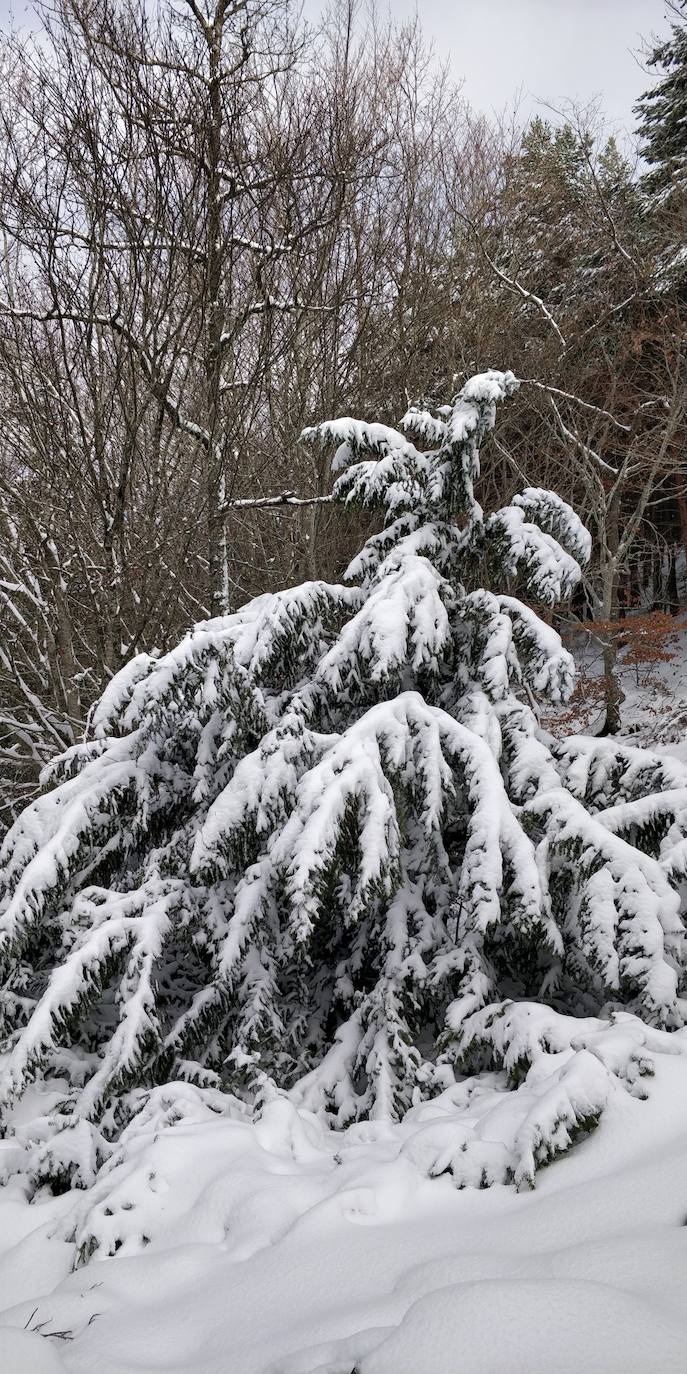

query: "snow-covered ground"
left=543, top=620, right=687, bottom=748
left=2, top=1039, right=687, bottom=1374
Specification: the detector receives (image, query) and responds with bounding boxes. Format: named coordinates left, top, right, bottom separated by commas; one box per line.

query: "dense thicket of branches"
left=0, top=0, right=685, bottom=820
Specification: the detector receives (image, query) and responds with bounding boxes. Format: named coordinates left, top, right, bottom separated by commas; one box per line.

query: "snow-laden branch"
left=220, top=299, right=336, bottom=338
left=218, top=490, right=333, bottom=515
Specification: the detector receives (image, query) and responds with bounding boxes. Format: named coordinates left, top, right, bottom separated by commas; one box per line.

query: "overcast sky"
left=0, top=0, right=677, bottom=143
left=383, top=0, right=674, bottom=139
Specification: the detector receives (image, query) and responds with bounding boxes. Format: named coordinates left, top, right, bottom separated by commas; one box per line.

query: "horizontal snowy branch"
left=218, top=491, right=334, bottom=515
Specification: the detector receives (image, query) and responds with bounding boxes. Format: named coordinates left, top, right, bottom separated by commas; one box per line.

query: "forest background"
left=0, top=0, right=685, bottom=827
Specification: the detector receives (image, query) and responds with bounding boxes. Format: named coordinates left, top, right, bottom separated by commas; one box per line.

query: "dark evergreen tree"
left=637, top=5, right=687, bottom=201
left=636, top=3, right=687, bottom=283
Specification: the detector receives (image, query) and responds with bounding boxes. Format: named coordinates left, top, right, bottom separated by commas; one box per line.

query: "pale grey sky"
left=0, top=0, right=676, bottom=142
left=384, top=0, right=674, bottom=139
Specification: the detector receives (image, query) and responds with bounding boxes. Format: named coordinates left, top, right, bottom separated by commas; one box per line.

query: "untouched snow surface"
left=2, top=1044, right=687, bottom=1373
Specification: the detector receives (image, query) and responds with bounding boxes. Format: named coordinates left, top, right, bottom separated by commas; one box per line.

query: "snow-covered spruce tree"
left=1, top=369, right=686, bottom=1196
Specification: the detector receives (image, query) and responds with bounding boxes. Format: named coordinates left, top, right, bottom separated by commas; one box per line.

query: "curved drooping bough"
left=1, top=369, right=686, bottom=1204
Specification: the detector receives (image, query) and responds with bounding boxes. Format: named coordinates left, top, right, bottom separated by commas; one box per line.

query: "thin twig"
left=549, top=399, right=620, bottom=476
left=517, top=378, right=632, bottom=432
left=453, top=212, right=567, bottom=349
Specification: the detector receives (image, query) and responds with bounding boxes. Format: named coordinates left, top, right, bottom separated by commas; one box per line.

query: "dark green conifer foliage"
left=636, top=6, right=687, bottom=203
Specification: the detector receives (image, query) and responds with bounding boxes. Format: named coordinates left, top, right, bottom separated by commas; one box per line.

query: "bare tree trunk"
left=599, top=495, right=624, bottom=736
left=205, top=1, right=231, bottom=614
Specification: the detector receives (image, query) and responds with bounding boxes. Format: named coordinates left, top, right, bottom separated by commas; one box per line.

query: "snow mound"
left=360, top=1278, right=687, bottom=1374
left=2, top=1030, right=687, bottom=1371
